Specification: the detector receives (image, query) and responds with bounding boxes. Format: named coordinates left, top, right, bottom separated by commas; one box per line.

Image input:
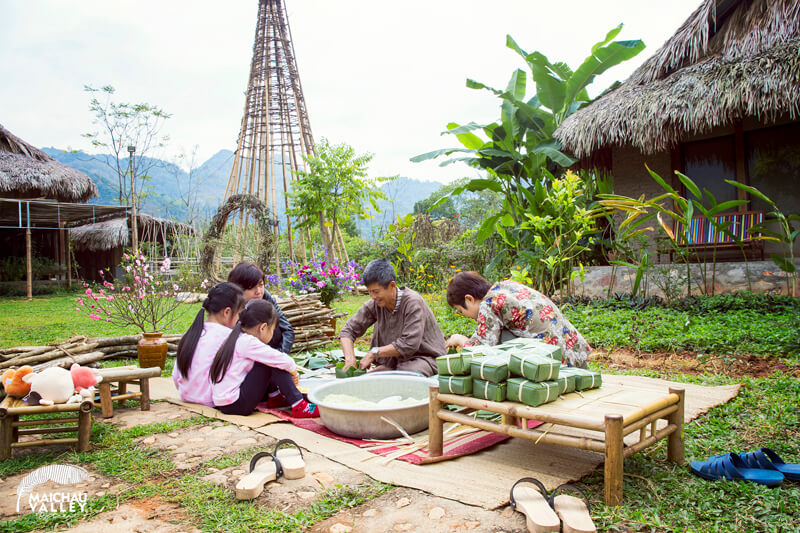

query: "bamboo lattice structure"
left=223, top=0, right=315, bottom=269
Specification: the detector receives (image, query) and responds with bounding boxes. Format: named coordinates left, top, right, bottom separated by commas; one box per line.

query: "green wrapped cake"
left=472, top=379, right=507, bottom=402
left=506, top=378, right=561, bottom=407
left=438, top=375, right=473, bottom=395
left=508, top=352, right=560, bottom=382
left=436, top=351, right=473, bottom=376
left=470, top=355, right=510, bottom=384
left=498, top=338, right=564, bottom=363
left=558, top=367, right=602, bottom=390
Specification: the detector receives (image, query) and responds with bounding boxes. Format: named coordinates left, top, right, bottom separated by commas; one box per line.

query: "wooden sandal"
left=235, top=452, right=283, bottom=500
left=550, top=483, right=596, bottom=533
left=509, top=477, right=560, bottom=533
left=273, top=439, right=306, bottom=480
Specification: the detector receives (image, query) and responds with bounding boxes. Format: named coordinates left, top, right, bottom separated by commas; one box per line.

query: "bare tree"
left=83, top=85, right=171, bottom=206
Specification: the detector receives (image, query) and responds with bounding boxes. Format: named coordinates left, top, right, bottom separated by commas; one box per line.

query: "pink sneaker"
left=291, top=399, right=320, bottom=419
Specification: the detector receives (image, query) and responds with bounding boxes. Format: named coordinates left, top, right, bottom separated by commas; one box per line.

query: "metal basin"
left=308, top=373, right=433, bottom=439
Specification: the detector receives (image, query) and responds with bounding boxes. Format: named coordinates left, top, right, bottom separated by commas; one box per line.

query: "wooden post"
left=140, top=377, right=151, bottom=411
left=0, top=408, right=13, bottom=460
left=667, top=388, right=685, bottom=464
left=98, top=382, right=114, bottom=418
left=66, top=234, right=72, bottom=288
left=78, top=401, right=92, bottom=451
left=428, top=385, right=443, bottom=457
left=604, top=414, right=624, bottom=506
left=26, top=227, right=32, bottom=301
left=117, top=382, right=127, bottom=408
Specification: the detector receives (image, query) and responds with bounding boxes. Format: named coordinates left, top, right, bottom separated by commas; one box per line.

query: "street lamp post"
left=127, top=145, right=138, bottom=251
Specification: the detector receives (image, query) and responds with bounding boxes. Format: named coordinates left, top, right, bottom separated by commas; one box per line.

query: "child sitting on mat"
left=210, top=299, right=319, bottom=418
left=173, top=282, right=246, bottom=407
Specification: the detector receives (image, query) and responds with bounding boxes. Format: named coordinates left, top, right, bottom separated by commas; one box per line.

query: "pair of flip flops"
left=690, top=448, right=799, bottom=487
left=510, top=478, right=596, bottom=533
left=235, top=439, right=306, bottom=500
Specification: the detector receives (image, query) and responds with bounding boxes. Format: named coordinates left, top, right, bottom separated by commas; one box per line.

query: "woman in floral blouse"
left=445, top=271, right=591, bottom=367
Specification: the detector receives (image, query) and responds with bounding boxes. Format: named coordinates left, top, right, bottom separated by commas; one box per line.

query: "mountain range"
left=43, top=148, right=446, bottom=236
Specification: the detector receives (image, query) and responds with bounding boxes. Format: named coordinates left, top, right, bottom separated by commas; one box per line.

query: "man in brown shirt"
left=339, top=259, right=446, bottom=377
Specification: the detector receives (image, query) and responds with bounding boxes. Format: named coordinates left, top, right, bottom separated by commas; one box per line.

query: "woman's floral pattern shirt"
left=466, top=280, right=591, bottom=365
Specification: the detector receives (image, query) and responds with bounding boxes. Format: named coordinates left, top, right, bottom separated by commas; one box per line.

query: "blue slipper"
left=738, top=448, right=800, bottom=482
left=690, top=453, right=784, bottom=487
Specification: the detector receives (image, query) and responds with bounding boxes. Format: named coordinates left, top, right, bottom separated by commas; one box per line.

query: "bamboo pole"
left=26, top=227, right=32, bottom=301
left=604, top=414, right=624, bottom=506
left=667, top=387, right=685, bottom=464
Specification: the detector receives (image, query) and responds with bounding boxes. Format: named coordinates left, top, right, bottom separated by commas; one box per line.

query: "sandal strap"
left=509, top=477, right=549, bottom=510
left=549, top=483, right=591, bottom=514
left=273, top=438, right=304, bottom=459
left=249, top=452, right=284, bottom=479
left=740, top=450, right=774, bottom=471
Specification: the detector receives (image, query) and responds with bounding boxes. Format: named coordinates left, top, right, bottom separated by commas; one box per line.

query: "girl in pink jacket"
left=173, top=282, right=246, bottom=406
left=210, top=299, right=319, bottom=418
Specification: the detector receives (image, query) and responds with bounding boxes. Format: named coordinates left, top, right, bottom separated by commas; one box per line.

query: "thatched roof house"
left=0, top=123, right=97, bottom=202
left=70, top=213, right=193, bottom=252
left=555, top=0, right=800, bottom=259
left=556, top=0, right=800, bottom=157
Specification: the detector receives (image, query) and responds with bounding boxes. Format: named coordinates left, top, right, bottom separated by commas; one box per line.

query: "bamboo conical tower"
left=223, top=0, right=315, bottom=270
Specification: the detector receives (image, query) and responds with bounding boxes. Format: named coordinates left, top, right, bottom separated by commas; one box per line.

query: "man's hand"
left=446, top=334, right=469, bottom=349
left=291, top=370, right=300, bottom=386
left=359, top=351, right=376, bottom=370
left=340, top=336, right=357, bottom=370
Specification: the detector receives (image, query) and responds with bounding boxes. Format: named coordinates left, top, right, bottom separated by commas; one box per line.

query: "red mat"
left=256, top=405, right=543, bottom=465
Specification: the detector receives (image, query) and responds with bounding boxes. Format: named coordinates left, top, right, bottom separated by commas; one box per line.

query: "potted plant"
left=78, top=252, right=183, bottom=369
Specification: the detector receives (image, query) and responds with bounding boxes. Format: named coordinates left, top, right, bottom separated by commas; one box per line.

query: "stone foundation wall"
left=570, top=260, right=799, bottom=299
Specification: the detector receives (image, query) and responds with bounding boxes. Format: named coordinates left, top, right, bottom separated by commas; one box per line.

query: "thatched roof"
left=0, top=123, right=97, bottom=202
left=70, top=213, right=193, bottom=251
left=555, top=0, right=800, bottom=157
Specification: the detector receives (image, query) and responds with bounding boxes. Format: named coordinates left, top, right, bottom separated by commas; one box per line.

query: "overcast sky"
left=1, top=0, right=699, bottom=184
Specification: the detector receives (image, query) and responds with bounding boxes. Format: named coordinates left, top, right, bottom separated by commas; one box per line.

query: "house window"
left=745, top=123, right=800, bottom=215
left=680, top=136, right=737, bottom=208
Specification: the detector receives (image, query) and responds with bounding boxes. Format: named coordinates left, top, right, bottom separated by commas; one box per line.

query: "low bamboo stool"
left=0, top=400, right=93, bottom=460
left=95, top=366, right=162, bottom=418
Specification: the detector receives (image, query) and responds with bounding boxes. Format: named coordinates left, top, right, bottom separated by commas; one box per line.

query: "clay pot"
left=137, top=332, right=167, bottom=370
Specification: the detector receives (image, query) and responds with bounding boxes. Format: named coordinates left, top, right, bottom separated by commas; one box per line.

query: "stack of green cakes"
left=436, top=337, right=602, bottom=407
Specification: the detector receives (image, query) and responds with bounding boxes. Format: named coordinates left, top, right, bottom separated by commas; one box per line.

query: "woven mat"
left=253, top=375, right=740, bottom=509
left=256, top=404, right=544, bottom=464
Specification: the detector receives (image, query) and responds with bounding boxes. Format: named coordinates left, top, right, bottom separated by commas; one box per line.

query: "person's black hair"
left=176, top=282, right=245, bottom=378
left=446, top=271, right=492, bottom=307
left=362, top=258, right=395, bottom=288
left=227, top=262, right=264, bottom=291
left=210, top=298, right=279, bottom=384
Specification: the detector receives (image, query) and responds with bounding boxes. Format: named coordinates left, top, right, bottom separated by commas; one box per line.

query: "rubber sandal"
left=273, top=439, right=306, bottom=480
left=549, top=483, right=596, bottom=533
left=690, top=453, right=783, bottom=487
left=509, top=477, right=560, bottom=533
left=235, top=452, right=283, bottom=500
left=738, top=448, right=800, bottom=482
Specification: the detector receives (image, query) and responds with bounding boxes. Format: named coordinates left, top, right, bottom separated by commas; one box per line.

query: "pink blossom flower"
left=75, top=307, right=81, bottom=312
left=88, top=313, right=101, bottom=321
left=123, top=253, right=129, bottom=260
left=106, top=296, right=114, bottom=301
left=316, top=281, right=326, bottom=289
left=106, top=318, right=112, bottom=322
left=85, top=288, right=92, bottom=295
left=77, top=298, right=84, bottom=306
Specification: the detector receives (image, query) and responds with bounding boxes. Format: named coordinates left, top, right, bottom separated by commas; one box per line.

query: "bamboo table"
left=0, top=400, right=93, bottom=460
left=427, top=384, right=685, bottom=506
left=95, top=366, right=161, bottom=418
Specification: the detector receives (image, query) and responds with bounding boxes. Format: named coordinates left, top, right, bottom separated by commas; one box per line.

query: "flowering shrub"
left=281, top=257, right=361, bottom=306
left=76, top=251, right=184, bottom=333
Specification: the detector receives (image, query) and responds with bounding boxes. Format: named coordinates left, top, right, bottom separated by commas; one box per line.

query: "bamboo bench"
left=427, top=384, right=685, bottom=506
left=0, top=400, right=93, bottom=460
left=95, top=366, right=161, bottom=418
left=668, top=210, right=765, bottom=261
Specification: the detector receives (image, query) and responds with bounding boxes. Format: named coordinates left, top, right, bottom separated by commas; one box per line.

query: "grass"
left=1, top=290, right=799, bottom=531
left=0, top=290, right=200, bottom=348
